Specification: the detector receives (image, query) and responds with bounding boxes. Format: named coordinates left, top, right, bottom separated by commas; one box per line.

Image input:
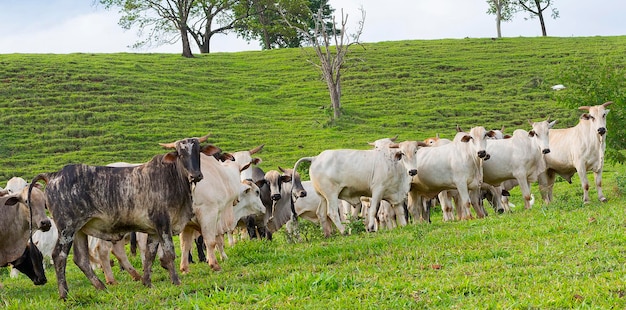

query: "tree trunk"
left=495, top=4, right=502, bottom=38
left=180, top=26, right=194, bottom=58
left=328, top=78, right=341, bottom=119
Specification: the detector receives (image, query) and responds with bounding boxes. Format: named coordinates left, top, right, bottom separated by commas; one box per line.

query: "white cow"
left=293, top=142, right=420, bottom=235
left=482, top=119, right=556, bottom=210
left=538, top=101, right=612, bottom=204
left=402, top=127, right=494, bottom=221
left=179, top=153, right=251, bottom=273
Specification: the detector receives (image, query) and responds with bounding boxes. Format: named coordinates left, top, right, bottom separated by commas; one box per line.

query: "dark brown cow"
left=28, top=135, right=214, bottom=300
left=0, top=186, right=52, bottom=287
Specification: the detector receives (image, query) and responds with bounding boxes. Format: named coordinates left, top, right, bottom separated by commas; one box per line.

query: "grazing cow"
left=0, top=186, right=52, bottom=287
left=179, top=151, right=252, bottom=273
left=29, top=134, right=212, bottom=300
left=482, top=119, right=556, bottom=210
left=538, top=102, right=612, bottom=204
left=225, top=179, right=266, bottom=246
left=402, top=127, right=494, bottom=222
left=293, top=142, right=420, bottom=235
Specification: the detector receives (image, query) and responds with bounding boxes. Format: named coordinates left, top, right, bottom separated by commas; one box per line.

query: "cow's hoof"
left=600, top=197, right=608, bottom=203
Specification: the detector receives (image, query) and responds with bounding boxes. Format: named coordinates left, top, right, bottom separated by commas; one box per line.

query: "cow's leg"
left=327, top=197, right=346, bottom=235
left=73, top=231, right=107, bottom=290
left=52, top=228, right=74, bottom=300
left=216, top=234, right=227, bottom=261
left=178, top=227, right=194, bottom=274
left=515, top=177, right=534, bottom=209
left=594, top=169, right=607, bottom=202
left=142, top=234, right=158, bottom=287
left=155, top=228, right=180, bottom=286
left=366, top=195, right=383, bottom=232
left=201, top=233, right=220, bottom=271
left=469, top=189, right=487, bottom=218
left=392, top=203, right=407, bottom=227
left=538, top=170, right=556, bottom=204
left=455, top=184, right=474, bottom=220
left=111, top=240, right=141, bottom=281
left=438, top=191, right=455, bottom=221
left=95, top=241, right=117, bottom=285
left=316, top=198, right=333, bottom=237
left=576, top=164, right=592, bottom=203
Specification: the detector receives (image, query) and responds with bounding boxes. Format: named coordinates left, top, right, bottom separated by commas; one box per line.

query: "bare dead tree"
left=284, top=6, right=365, bottom=120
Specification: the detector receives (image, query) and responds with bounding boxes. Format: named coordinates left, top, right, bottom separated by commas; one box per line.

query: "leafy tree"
left=187, top=0, right=246, bottom=53
left=234, top=0, right=334, bottom=50
left=486, top=0, right=517, bottom=38
left=517, top=0, right=559, bottom=36
left=99, top=0, right=197, bottom=57
left=555, top=58, right=625, bottom=164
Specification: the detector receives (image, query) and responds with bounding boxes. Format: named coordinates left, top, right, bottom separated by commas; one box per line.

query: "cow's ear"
left=201, top=144, right=222, bottom=157
left=219, top=153, right=235, bottom=162
left=255, top=179, right=267, bottom=188
left=163, top=152, right=178, bottom=164
left=460, top=135, right=472, bottom=143
left=240, top=162, right=252, bottom=172
left=252, top=157, right=262, bottom=165
left=280, top=175, right=292, bottom=183
left=3, top=196, right=19, bottom=206
left=580, top=113, right=591, bottom=120
left=486, top=130, right=496, bottom=138
left=528, top=130, right=536, bottom=137
left=394, top=152, right=404, bottom=161
left=503, top=134, right=512, bottom=139
left=417, top=141, right=428, bottom=148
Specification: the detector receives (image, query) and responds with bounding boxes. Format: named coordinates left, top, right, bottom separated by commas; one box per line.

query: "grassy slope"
left=0, top=36, right=625, bottom=309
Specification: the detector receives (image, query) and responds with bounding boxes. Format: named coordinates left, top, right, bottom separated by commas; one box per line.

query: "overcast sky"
left=1, top=0, right=624, bottom=54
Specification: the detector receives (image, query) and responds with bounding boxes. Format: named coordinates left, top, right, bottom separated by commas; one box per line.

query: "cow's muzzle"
left=408, top=169, right=417, bottom=177
left=39, top=219, right=52, bottom=232
left=34, top=276, right=47, bottom=286
left=271, top=194, right=282, bottom=201
left=478, top=150, right=487, bottom=159
left=190, top=172, right=203, bottom=183
left=598, top=127, right=606, bottom=135
left=542, top=149, right=551, bottom=154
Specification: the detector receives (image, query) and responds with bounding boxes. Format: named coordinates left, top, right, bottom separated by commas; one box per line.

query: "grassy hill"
left=1, top=36, right=625, bottom=309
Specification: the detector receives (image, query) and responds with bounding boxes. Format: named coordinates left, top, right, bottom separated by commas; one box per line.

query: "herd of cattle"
left=0, top=101, right=612, bottom=300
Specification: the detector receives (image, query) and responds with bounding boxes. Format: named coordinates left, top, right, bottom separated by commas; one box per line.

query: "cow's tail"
left=27, top=173, right=50, bottom=243
left=291, top=156, right=315, bottom=222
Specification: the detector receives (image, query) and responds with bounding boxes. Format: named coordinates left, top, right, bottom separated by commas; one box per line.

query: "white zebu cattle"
left=179, top=153, right=252, bottom=273
left=482, top=119, right=556, bottom=210
left=538, top=102, right=612, bottom=204
left=401, top=127, right=494, bottom=221
left=293, top=143, right=419, bottom=235
left=233, top=144, right=264, bottom=182
left=5, top=177, right=28, bottom=194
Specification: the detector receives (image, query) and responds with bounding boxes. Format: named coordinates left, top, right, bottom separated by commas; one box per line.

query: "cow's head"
left=159, top=134, right=211, bottom=184
left=579, top=101, right=612, bottom=136
left=24, top=185, right=52, bottom=232
left=11, top=242, right=47, bottom=286
left=457, top=126, right=495, bottom=160
left=528, top=118, right=557, bottom=154
left=279, top=166, right=306, bottom=199
left=239, top=179, right=266, bottom=217
left=388, top=141, right=428, bottom=177
left=368, top=135, right=399, bottom=149
left=263, top=170, right=291, bottom=201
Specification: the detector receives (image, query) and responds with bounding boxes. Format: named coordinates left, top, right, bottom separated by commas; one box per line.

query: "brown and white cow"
left=482, top=119, right=556, bottom=210
left=538, top=102, right=612, bottom=204
left=29, top=134, right=213, bottom=300
left=0, top=186, right=52, bottom=287
left=293, top=142, right=419, bottom=235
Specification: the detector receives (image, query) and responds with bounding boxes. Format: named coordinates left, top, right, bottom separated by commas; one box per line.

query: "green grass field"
left=0, top=36, right=625, bottom=309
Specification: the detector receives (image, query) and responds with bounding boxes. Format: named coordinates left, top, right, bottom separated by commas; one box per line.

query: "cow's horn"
left=390, top=135, right=399, bottom=142
left=198, top=134, right=210, bottom=143
left=603, top=101, right=613, bottom=107
left=250, top=144, right=265, bottom=155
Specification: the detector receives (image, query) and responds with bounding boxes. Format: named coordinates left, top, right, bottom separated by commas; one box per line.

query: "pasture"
left=1, top=36, right=625, bottom=308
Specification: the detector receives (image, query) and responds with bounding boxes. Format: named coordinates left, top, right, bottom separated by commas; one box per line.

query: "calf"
left=29, top=134, right=212, bottom=300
